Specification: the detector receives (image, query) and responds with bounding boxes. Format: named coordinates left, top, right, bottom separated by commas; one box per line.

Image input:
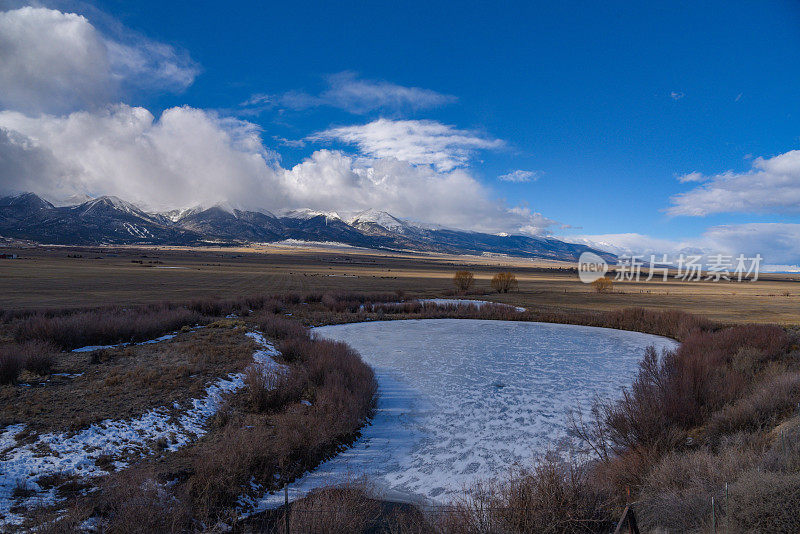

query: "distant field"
left=1, top=244, right=799, bottom=325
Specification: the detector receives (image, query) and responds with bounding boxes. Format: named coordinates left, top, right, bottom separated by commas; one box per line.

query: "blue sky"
left=1, top=1, right=800, bottom=265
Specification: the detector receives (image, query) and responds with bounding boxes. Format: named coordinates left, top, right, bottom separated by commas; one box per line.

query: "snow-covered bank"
left=0, top=331, right=283, bottom=527
left=252, top=319, right=676, bottom=507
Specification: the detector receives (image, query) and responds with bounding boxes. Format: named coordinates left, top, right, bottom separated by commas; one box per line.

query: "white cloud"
left=499, top=170, right=539, bottom=183
left=243, top=72, right=455, bottom=115
left=566, top=223, right=800, bottom=268
left=321, top=72, right=456, bottom=114
left=668, top=150, right=800, bottom=216
left=676, top=171, right=707, bottom=183
left=0, top=106, right=554, bottom=235
left=0, top=6, right=198, bottom=114
left=0, top=105, right=279, bottom=210
left=0, top=7, right=553, bottom=237
left=282, top=151, right=557, bottom=234
left=311, top=118, right=504, bottom=172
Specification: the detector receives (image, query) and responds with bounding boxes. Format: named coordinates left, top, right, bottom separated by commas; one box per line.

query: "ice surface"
left=252, top=319, right=676, bottom=508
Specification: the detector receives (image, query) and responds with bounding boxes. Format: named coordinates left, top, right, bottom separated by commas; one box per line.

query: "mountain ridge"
left=0, top=193, right=615, bottom=262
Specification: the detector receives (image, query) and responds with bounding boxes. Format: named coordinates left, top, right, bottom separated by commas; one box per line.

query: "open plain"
left=1, top=244, right=798, bottom=325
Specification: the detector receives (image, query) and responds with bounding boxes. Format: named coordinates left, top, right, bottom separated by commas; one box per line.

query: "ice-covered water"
left=253, top=319, right=677, bottom=508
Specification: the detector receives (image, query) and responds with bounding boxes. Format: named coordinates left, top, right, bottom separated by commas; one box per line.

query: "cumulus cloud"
left=0, top=6, right=198, bottom=114
left=668, top=150, right=800, bottom=216
left=499, top=170, right=539, bottom=183
left=566, top=223, right=800, bottom=269
left=0, top=106, right=554, bottom=235
left=0, top=105, right=280, bottom=210
left=282, top=151, right=557, bottom=234
left=311, top=118, right=504, bottom=172
left=243, top=72, right=455, bottom=115
left=0, top=6, right=556, bottom=237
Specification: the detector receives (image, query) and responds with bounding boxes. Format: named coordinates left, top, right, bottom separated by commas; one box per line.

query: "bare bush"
left=244, top=364, right=305, bottom=412
left=590, top=276, right=613, bottom=293
left=190, top=335, right=377, bottom=519
left=93, top=469, right=192, bottom=534
left=20, top=340, right=58, bottom=375
left=442, top=457, right=612, bottom=534
left=275, top=483, right=381, bottom=534
left=259, top=314, right=309, bottom=340
left=727, top=470, right=800, bottom=533
left=452, top=271, right=475, bottom=293
left=490, top=272, right=518, bottom=293
left=13, top=305, right=206, bottom=350
left=0, top=349, right=23, bottom=384
left=707, top=372, right=800, bottom=438
left=637, top=447, right=760, bottom=532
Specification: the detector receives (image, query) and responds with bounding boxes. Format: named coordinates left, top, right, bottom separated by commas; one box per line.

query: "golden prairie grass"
left=1, top=244, right=799, bottom=324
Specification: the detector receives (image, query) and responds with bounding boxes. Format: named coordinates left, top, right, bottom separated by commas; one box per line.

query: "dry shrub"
left=244, top=364, right=305, bottom=412
left=371, top=301, right=424, bottom=314
left=727, top=470, right=800, bottom=533
left=0, top=349, right=24, bottom=384
left=637, top=446, right=760, bottom=532
left=590, top=276, right=613, bottom=293
left=320, top=291, right=398, bottom=313
left=259, top=314, right=309, bottom=340
left=589, top=445, right=664, bottom=503
left=383, top=507, right=437, bottom=534
left=276, top=337, right=313, bottom=362
left=490, top=272, right=518, bottom=293
left=13, top=305, right=206, bottom=350
left=443, top=457, right=612, bottom=534
left=452, top=271, right=475, bottom=293
left=18, top=340, right=58, bottom=375
left=600, top=307, right=714, bottom=341
left=593, top=324, right=791, bottom=457
left=276, top=483, right=381, bottom=534
left=764, top=416, right=800, bottom=472
left=190, top=336, right=377, bottom=519
left=0, top=339, right=56, bottom=383
left=707, top=372, right=800, bottom=438
left=93, top=469, right=192, bottom=534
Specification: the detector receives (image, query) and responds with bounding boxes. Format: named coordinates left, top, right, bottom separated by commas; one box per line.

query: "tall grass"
left=12, top=306, right=206, bottom=350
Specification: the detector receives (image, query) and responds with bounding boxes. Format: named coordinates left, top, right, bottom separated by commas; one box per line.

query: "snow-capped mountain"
left=0, top=192, right=615, bottom=261
left=349, top=209, right=410, bottom=233
left=276, top=208, right=343, bottom=221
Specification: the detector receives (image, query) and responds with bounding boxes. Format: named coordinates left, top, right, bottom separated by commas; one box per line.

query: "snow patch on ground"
left=249, top=319, right=676, bottom=508
left=0, top=331, right=283, bottom=527
left=71, top=333, right=180, bottom=353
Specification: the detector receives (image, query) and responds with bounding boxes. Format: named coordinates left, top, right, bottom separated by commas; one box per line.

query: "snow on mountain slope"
left=349, top=208, right=408, bottom=231
left=277, top=208, right=343, bottom=221
left=0, top=193, right=616, bottom=261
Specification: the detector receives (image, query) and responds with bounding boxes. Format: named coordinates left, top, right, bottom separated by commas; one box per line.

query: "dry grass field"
left=2, top=245, right=800, bottom=531
left=1, top=244, right=798, bottom=325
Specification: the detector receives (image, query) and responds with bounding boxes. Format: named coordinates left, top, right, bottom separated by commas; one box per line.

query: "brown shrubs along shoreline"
left=6, top=292, right=799, bottom=532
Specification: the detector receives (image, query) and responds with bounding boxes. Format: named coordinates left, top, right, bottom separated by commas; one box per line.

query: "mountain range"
left=0, top=193, right=614, bottom=262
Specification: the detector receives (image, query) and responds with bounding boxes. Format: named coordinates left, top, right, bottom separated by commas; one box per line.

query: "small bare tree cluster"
left=591, top=276, right=613, bottom=293
left=491, top=272, right=518, bottom=293
left=453, top=270, right=475, bottom=293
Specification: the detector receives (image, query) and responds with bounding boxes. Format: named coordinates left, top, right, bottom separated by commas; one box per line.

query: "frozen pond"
left=253, top=319, right=677, bottom=508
